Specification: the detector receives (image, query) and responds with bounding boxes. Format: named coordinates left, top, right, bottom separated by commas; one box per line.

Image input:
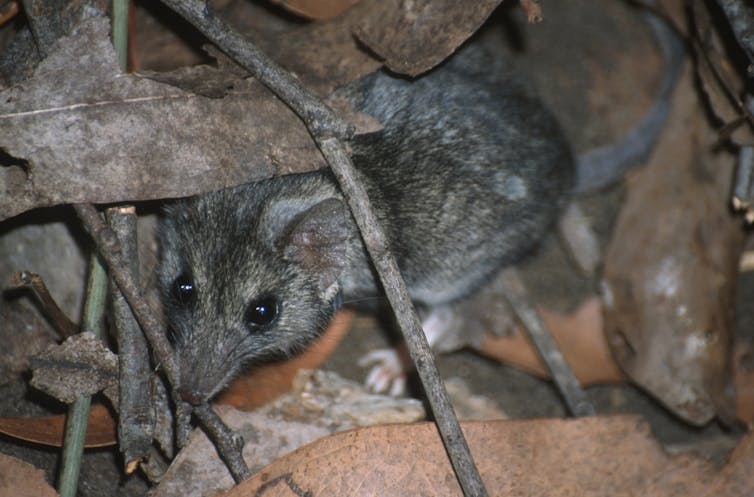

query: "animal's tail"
left=573, top=4, right=685, bottom=193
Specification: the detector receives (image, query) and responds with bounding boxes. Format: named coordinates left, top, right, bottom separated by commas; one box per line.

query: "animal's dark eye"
left=244, top=296, right=278, bottom=330
left=171, top=272, right=195, bottom=307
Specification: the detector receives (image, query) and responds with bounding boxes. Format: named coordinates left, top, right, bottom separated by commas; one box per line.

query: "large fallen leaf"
left=0, top=403, right=116, bottom=448
left=0, top=16, right=324, bottom=221
left=222, top=416, right=723, bottom=497
left=602, top=65, right=743, bottom=425
left=734, top=339, right=754, bottom=423
left=0, top=452, right=58, bottom=497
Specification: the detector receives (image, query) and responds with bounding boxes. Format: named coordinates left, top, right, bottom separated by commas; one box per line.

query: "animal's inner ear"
left=277, top=198, right=352, bottom=295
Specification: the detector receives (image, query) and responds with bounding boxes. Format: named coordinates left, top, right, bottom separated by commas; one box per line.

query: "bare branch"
left=9, top=270, right=78, bottom=339
left=194, top=404, right=251, bottom=483
left=106, top=206, right=154, bottom=474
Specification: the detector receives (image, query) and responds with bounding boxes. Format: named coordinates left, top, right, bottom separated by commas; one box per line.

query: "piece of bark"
left=107, top=207, right=154, bottom=473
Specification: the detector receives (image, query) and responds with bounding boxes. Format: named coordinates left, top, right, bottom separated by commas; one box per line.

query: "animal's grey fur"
left=159, top=44, right=573, bottom=403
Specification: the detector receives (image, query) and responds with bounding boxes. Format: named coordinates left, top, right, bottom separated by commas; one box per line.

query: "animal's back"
left=342, top=51, right=574, bottom=305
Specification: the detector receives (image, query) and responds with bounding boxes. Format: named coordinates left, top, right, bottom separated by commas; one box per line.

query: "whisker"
left=341, top=295, right=385, bottom=306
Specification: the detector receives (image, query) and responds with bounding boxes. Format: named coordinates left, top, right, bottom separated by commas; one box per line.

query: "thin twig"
left=58, top=396, right=93, bottom=497
left=106, top=206, right=154, bottom=474
left=194, top=405, right=251, bottom=482
left=500, top=268, right=595, bottom=417
left=57, top=251, right=108, bottom=497
left=157, top=2, right=488, bottom=495
left=9, top=270, right=79, bottom=339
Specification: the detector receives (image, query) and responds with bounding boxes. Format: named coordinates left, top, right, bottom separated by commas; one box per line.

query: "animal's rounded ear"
left=277, top=198, right=352, bottom=294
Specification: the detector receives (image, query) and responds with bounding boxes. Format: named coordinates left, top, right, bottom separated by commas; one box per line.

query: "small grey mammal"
left=158, top=43, right=573, bottom=404
left=159, top=7, right=684, bottom=403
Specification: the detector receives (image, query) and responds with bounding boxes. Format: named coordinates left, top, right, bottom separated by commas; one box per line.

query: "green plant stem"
left=112, top=0, right=128, bottom=71
left=57, top=252, right=108, bottom=497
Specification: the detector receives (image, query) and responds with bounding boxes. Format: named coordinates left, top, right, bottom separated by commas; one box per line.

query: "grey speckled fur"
left=158, top=44, right=573, bottom=403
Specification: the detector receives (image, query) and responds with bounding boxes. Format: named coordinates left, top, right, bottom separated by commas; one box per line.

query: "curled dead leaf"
left=0, top=404, right=117, bottom=448
left=602, top=66, right=742, bottom=426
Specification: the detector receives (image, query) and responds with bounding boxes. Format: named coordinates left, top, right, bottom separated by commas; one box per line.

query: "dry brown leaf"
left=216, top=310, right=354, bottom=410
left=602, top=65, right=742, bottom=426
left=0, top=404, right=116, bottom=447
left=353, top=0, right=502, bottom=76
left=220, top=416, right=718, bottom=497
left=2, top=1, right=516, bottom=221
left=478, top=296, right=625, bottom=385
left=0, top=452, right=58, bottom=497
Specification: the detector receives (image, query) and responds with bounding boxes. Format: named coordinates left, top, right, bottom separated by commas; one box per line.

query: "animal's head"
left=158, top=178, right=351, bottom=404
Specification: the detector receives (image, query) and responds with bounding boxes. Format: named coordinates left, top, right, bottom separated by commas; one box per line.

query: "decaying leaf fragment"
left=602, top=66, right=743, bottom=425
left=30, top=331, right=118, bottom=404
